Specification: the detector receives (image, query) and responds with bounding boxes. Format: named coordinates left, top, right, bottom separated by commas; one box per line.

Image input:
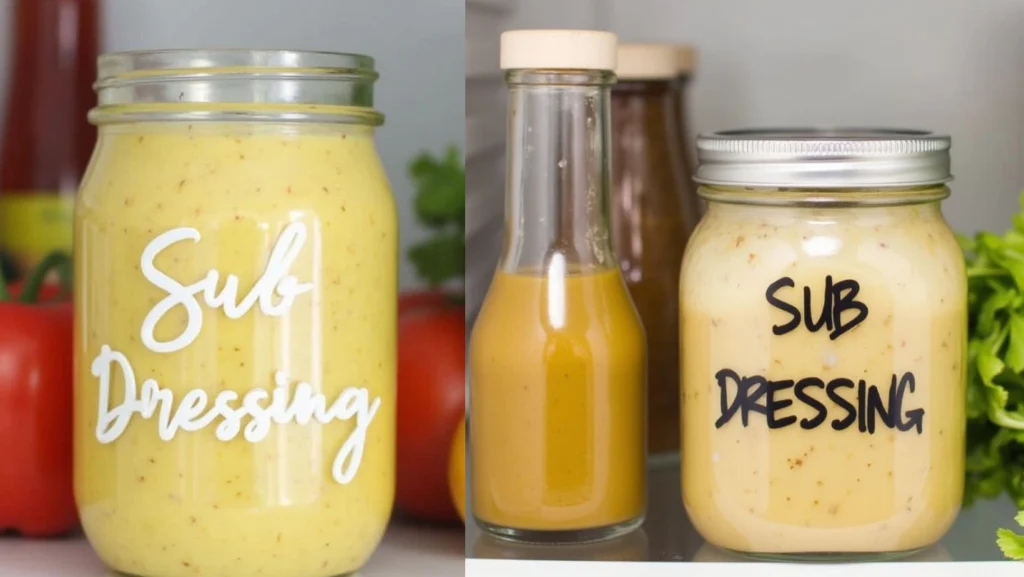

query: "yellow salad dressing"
left=74, top=122, right=396, bottom=577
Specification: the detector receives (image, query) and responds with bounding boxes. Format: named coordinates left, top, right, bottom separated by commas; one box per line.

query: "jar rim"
left=695, top=127, right=953, bottom=189
left=92, top=49, right=383, bottom=126
left=697, top=183, right=951, bottom=207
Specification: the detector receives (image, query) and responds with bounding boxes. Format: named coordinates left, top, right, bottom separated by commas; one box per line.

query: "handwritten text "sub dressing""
left=89, top=222, right=382, bottom=485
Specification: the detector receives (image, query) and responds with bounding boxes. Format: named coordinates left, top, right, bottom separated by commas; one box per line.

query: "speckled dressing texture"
left=681, top=199, right=967, bottom=555
left=73, top=123, right=397, bottom=577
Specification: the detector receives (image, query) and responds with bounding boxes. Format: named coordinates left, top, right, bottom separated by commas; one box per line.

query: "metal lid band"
left=695, top=128, right=952, bottom=188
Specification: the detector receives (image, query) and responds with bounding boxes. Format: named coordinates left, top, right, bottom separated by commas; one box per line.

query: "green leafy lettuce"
left=961, top=191, right=1024, bottom=560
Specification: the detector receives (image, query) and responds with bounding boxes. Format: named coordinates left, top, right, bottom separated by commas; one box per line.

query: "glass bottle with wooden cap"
left=469, top=29, right=647, bottom=543
left=610, top=43, right=699, bottom=462
left=681, top=128, right=966, bottom=560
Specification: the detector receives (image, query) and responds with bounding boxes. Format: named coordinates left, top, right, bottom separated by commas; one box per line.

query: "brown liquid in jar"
left=610, top=78, right=700, bottom=457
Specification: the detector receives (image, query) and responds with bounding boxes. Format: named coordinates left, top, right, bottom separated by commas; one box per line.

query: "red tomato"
left=7, top=280, right=65, bottom=302
left=395, top=292, right=466, bottom=523
left=0, top=301, right=77, bottom=536
left=398, top=290, right=449, bottom=314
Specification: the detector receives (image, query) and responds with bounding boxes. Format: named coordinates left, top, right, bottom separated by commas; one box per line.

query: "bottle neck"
left=500, top=69, right=616, bottom=275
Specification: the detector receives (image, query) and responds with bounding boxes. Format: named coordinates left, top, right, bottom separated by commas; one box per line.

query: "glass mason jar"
left=680, top=129, right=966, bottom=560
left=469, top=30, right=647, bottom=544
left=73, top=50, right=396, bottom=577
left=611, top=43, right=699, bottom=461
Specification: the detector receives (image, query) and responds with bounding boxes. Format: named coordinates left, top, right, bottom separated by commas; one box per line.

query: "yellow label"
left=0, top=191, right=75, bottom=273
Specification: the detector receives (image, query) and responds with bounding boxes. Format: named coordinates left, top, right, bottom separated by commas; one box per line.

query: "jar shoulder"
left=681, top=204, right=966, bottom=312
left=76, top=127, right=395, bottom=226
left=471, top=268, right=646, bottom=362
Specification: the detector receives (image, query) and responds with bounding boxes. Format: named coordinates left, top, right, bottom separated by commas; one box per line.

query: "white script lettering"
left=140, top=222, right=313, bottom=354
left=92, top=345, right=381, bottom=485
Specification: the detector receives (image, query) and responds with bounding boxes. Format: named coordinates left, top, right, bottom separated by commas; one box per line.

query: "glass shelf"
left=467, top=457, right=1017, bottom=563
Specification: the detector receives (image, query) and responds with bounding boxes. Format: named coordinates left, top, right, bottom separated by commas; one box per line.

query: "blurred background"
left=466, top=0, right=1024, bottom=313
left=466, top=0, right=1023, bottom=562
left=0, top=0, right=465, bottom=291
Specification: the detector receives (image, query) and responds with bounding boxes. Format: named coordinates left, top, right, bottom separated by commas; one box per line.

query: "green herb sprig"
left=997, top=511, right=1024, bottom=560
left=406, top=145, right=465, bottom=288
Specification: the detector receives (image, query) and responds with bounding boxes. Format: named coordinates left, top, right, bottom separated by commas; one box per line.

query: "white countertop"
left=0, top=519, right=464, bottom=577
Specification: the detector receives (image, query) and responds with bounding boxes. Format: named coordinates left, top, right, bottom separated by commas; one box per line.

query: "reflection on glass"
left=692, top=543, right=953, bottom=563
left=473, top=528, right=650, bottom=562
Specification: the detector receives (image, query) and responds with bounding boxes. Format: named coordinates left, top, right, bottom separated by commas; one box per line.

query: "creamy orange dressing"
left=681, top=198, right=966, bottom=554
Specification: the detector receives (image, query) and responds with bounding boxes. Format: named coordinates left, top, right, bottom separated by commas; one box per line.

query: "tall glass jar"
left=469, top=30, right=647, bottom=544
left=681, top=129, right=966, bottom=560
left=611, top=43, right=699, bottom=461
left=73, top=50, right=396, bottom=577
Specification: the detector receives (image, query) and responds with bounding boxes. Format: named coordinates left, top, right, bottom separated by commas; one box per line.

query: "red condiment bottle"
left=0, top=0, right=99, bottom=278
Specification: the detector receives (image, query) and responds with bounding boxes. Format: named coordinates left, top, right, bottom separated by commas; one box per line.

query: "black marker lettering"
left=765, top=275, right=869, bottom=341
left=857, top=379, right=868, bottom=433
left=803, top=279, right=833, bottom=333
left=767, top=380, right=797, bottom=429
left=715, top=369, right=743, bottom=429
left=766, top=277, right=801, bottom=336
left=827, top=378, right=857, bottom=431
left=894, top=372, right=924, bottom=434
left=794, top=377, right=827, bottom=429
left=741, top=376, right=768, bottom=426
left=865, top=380, right=892, bottom=434
left=713, top=370, right=924, bottom=435
left=831, top=278, right=868, bottom=340
left=715, top=276, right=918, bottom=435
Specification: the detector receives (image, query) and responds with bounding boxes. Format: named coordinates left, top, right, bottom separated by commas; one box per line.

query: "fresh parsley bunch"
left=406, top=145, right=465, bottom=288
left=998, top=512, right=1024, bottom=560
left=960, top=191, right=1024, bottom=560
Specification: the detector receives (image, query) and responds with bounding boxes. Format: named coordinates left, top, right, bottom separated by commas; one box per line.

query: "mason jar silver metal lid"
left=694, top=128, right=952, bottom=188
